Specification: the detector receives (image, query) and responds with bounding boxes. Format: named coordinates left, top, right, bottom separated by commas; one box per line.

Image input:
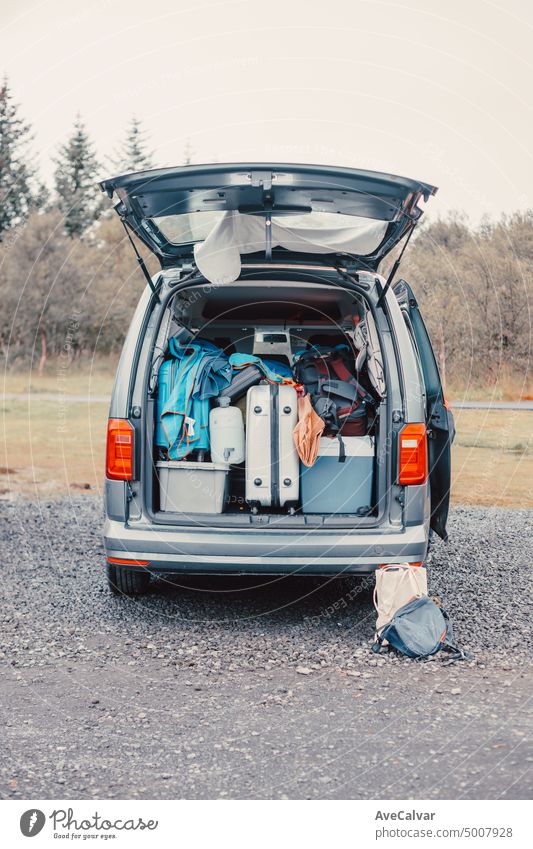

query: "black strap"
left=314, top=397, right=339, bottom=432
left=270, top=384, right=280, bottom=507
left=264, top=200, right=272, bottom=260
left=337, top=434, right=346, bottom=463
left=322, top=379, right=359, bottom=404
left=372, top=632, right=390, bottom=654
left=441, top=642, right=474, bottom=664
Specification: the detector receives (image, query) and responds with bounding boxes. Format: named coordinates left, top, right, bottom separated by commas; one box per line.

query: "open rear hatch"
left=144, top=277, right=391, bottom=527
left=99, top=163, right=437, bottom=275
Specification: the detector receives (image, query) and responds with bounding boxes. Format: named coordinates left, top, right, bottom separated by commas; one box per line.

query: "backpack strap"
left=321, top=379, right=359, bottom=404
left=440, top=643, right=474, bottom=664
left=439, top=608, right=474, bottom=663
left=371, top=631, right=389, bottom=654
left=329, top=357, right=368, bottom=400
left=314, top=396, right=341, bottom=435
left=337, top=404, right=362, bottom=420
left=314, top=358, right=332, bottom=396
left=301, top=358, right=330, bottom=398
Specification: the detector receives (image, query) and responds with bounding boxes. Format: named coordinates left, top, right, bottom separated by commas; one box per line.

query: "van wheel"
left=106, top=563, right=151, bottom=596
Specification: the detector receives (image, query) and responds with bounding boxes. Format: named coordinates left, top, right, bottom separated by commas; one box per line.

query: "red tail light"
left=106, top=418, right=134, bottom=480
left=398, top=423, right=427, bottom=485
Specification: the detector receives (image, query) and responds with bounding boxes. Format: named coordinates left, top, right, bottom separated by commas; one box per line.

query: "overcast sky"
left=1, top=0, right=532, bottom=222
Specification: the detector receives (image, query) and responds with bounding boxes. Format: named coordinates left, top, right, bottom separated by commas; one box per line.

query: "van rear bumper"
left=104, top=517, right=429, bottom=575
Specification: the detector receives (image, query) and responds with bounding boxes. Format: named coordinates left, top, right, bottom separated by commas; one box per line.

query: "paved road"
left=0, top=499, right=531, bottom=800
left=450, top=400, right=533, bottom=411
left=3, top=658, right=530, bottom=800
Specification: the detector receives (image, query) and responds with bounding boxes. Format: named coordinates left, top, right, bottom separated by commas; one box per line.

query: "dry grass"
left=1, top=400, right=108, bottom=499
left=450, top=408, right=533, bottom=507
left=1, top=398, right=531, bottom=508
left=446, top=365, right=533, bottom=402
left=2, top=359, right=116, bottom=397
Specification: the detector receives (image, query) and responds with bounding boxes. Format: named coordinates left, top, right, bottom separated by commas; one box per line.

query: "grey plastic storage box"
left=300, top=436, right=374, bottom=514
left=156, top=460, right=230, bottom=513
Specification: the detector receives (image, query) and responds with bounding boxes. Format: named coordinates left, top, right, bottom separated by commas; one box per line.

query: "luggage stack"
left=155, top=337, right=376, bottom=516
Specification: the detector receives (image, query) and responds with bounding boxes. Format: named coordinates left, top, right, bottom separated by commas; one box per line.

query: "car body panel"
left=104, top=515, right=428, bottom=575
left=394, top=279, right=453, bottom=541
left=103, top=266, right=432, bottom=575
left=99, top=163, right=437, bottom=269
left=98, top=162, right=441, bottom=578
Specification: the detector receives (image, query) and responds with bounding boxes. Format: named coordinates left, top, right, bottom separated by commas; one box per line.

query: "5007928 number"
left=461, top=827, right=513, bottom=838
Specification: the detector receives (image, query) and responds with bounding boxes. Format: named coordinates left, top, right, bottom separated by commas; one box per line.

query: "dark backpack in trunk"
left=293, top=346, right=372, bottom=436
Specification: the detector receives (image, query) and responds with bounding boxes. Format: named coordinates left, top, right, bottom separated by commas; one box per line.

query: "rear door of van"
left=394, top=279, right=454, bottom=541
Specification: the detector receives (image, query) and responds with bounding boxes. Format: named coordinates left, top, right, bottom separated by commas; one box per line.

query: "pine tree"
left=112, top=116, right=154, bottom=173
left=0, top=77, right=38, bottom=238
left=53, top=115, right=102, bottom=237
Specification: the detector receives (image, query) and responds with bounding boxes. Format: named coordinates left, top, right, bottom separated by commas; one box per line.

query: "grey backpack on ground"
left=372, top=596, right=472, bottom=661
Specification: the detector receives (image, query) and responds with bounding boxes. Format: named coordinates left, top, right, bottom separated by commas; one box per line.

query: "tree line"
left=401, top=213, right=532, bottom=389
left=0, top=78, right=531, bottom=386
left=0, top=78, right=162, bottom=372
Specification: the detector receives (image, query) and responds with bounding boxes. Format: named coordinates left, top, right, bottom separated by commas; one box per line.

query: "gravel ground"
left=0, top=497, right=531, bottom=800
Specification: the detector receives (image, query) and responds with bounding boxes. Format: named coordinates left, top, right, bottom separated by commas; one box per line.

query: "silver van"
left=99, top=164, right=453, bottom=595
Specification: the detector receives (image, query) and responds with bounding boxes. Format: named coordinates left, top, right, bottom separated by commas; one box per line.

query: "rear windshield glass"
left=151, top=211, right=225, bottom=245
left=152, top=210, right=382, bottom=246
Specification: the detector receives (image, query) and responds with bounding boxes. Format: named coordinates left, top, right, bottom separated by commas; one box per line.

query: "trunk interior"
left=146, top=278, right=388, bottom=526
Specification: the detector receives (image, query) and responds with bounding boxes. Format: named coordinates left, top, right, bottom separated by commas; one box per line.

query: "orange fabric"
left=292, top=394, right=325, bottom=467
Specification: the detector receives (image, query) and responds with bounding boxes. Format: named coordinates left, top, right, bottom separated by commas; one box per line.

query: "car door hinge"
left=429, top=402, right=448, bottom=430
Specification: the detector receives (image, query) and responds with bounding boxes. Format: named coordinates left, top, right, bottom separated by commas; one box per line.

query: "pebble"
left=0, top=499, right=530, bottom=686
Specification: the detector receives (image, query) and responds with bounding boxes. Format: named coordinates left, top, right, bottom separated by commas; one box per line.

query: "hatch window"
left=151, top=210, right=386, bottom=247
left=151, top=211, right=225, bottom=245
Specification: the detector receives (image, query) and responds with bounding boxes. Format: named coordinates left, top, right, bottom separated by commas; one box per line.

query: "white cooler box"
left=156, top=460, right=230, bottom=513
left=300, top=436, right=374, bottom=514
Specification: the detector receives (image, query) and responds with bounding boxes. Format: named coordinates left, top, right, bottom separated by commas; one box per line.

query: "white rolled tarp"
left=194, top=210, right=388, bottom=285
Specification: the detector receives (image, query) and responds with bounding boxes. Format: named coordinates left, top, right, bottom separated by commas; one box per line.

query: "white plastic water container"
left=209, top=396, right=245, bottom=464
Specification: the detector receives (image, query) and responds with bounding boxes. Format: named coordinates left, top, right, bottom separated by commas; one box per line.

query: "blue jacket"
left=157, top=339, right=232, bottom=459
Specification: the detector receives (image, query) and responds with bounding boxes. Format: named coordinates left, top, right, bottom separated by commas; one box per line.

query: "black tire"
left=106, top=563, right=151, bottom=596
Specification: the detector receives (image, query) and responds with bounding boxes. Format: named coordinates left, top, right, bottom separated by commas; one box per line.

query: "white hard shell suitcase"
left=245, top=384, right=299, bottom=507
